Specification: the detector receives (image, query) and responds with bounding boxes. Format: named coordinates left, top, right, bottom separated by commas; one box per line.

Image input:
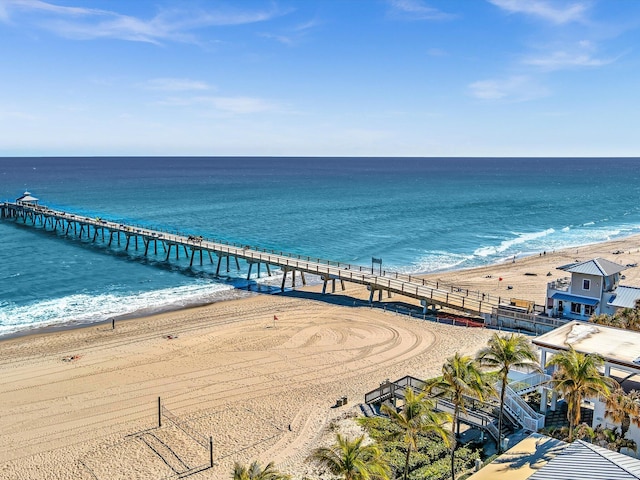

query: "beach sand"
left=424, top=234, right=640, bottom=306
left=1, top=235, right=640, bottom=479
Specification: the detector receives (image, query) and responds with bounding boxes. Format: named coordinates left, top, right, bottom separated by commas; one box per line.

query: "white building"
left=533, top=321, right=640, bottom=457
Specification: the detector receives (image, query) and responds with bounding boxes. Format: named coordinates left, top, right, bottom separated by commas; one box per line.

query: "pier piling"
left=1, top=198, right=495, bottom=318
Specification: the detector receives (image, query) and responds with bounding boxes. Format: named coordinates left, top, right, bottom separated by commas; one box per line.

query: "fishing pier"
left=1, top=194, right=501, bottom=316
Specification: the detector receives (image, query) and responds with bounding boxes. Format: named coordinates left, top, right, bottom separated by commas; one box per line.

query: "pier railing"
left=6, top=202, right=506, bottom=305
left=1, top=201, right=506, bottom=315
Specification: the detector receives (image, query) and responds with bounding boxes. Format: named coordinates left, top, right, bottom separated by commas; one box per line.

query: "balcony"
left=546, top=277, right=570, bottom=292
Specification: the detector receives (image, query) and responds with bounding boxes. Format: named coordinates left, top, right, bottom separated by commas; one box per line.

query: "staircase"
left=496, top=373, right=551, bottom=432
left=432, top=397, right=501, bottom=443
left=363, top=371, right=550, bottom=440
left=508, top=372, right=551, bottom=395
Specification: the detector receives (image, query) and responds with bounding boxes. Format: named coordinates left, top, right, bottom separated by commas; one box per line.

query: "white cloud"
left=523, top=50, right=616, bottom=69
left=143, top=78, right=212, bottom=91
left=0, top=110, right=39, bottom=121
left=488, top=0, right=588, bottom=24
left=1, top=0, right=284, bottom=44
left=522, top=40, right=621, bottom=70
left=2, top=0, right=110, bottom=18
left=468, top=75, right=549, bottom=101
left=260, top=18, right=320, bottom=46
left=207, top=96, right=277, bottom=114
left=157, top=95, right=281, bottom=114
left=293, top=19, right=320, bottom=32
left=0, top=3, right=10, bottom=22
left=387, top=0, right=454, bottom=21
left=259, top=32, right=295, bottom=46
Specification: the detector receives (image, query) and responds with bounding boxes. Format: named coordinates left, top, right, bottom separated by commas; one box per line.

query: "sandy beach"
left=2, top=234, right=640, bottom=479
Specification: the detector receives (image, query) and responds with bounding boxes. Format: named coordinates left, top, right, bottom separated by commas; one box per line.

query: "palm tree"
left=547, top=346, right=617, bottom=441
left=232, top=460, right=290, bottom=480
left=589, top=313, right=614, bottom=326
left=476, top=333, right=540, bottom=452
left=310, top=433, right=390, bottom=480
left=605, top=387, right=640, bottom=439
left=381, top=387, right=450, bottom=480
left=426, top=353, right=494, bottom=480
left=614, top=306, right=640, bottom=331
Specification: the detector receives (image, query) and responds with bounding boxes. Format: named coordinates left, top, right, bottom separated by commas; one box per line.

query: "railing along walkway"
left=499, top=384, right=546, bottom=432
left=364, top=372, right=550, bottom=439
left=364, top=376, right=501, bottom=442
left=2, top=202, right=503, bottom=315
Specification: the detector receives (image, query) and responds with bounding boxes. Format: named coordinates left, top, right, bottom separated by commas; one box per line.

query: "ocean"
left=1, top=157, right=639, bottom=337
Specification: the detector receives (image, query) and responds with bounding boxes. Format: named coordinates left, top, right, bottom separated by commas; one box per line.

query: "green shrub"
left=358, top=415, right=482, bottom=479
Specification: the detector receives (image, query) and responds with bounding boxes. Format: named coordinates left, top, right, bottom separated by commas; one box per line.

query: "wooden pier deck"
left=1, top=200, right=502, bottom=316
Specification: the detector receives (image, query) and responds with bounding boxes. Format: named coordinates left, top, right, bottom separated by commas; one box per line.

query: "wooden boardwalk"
left=1, top=200, right=502, bottom=316
left=363, top=376, right=501, bottom=442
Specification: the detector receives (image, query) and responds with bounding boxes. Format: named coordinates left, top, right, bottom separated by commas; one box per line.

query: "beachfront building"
left=15, top=191, right=39, bottom=206
left=490, top=257, right=640, bottom=333
left=533, top=321, right=640, bottom=457
left=546, top=258, right=631, bottom=319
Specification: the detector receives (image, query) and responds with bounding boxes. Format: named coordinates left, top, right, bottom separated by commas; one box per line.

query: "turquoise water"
left=1, top=157, right=640, bottom=336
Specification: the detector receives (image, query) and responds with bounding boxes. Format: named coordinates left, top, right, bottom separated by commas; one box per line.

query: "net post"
left=158, top=397, right=162, bottom=428
left=210, top=436, right=214, bottom=467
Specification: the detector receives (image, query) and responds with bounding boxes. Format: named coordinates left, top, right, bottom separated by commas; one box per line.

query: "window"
left=571, top=302, right=582, bottom=314
left=583, top=279, right=591, bottom=290
left=585, top=305, right=595, bottom=316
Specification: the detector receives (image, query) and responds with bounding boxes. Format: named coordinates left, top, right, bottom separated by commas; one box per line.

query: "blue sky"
left=1, top=0, right=639, bottom=157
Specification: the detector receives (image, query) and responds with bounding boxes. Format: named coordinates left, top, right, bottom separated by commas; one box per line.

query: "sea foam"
left=0, top=281, right=234, bottom=337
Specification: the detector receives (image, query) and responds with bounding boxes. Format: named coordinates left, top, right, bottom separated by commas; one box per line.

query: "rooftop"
left=16, top=191, right=39, bottom=203
left=557, top=257, right=627, bottom=277
left=528, top=439, right=640, bottom=479
left=467, top=433, right=567, bottom=480
left=470, top=433, right=640, bottom=480
left=608, top=286, right=640, bottom=310
left=533, top=321, right=640, bottom=373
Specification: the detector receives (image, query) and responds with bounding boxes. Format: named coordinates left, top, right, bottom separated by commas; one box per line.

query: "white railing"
left=508, top=372, right=551, bottom=394
left=499, top=385, right=545, bottom=431
left=5, top=203, right=500, bottom=313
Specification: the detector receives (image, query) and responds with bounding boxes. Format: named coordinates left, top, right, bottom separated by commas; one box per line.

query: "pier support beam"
left=281, top=268, right=306, bottom=290
left=189, top=248, right=203, bottom=267
left=247, top=259, right=267, bottom=280
left=215, top=253, right=235, bottom=276
left=368, top=286, right=383, bottom=304
left=247, top=262, right=254, bottom=280
left=321, top=275, right=344, bottom=294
